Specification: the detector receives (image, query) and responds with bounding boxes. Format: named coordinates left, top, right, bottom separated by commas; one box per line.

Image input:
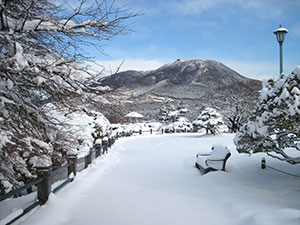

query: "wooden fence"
left=0, top=128, right=162, bottom=224
left=0, top=134, right=118, bottom=225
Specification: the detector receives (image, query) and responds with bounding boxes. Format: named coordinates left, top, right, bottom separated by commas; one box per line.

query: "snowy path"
left=19, top=134, right=300, bottom=225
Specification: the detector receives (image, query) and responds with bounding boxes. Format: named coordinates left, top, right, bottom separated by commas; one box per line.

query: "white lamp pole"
left=273, top=25, right=288, bottom=75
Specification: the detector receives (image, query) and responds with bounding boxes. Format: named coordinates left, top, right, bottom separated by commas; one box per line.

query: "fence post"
left=108, top=137, right=112, bottom=148
left=67, top=154, right=77, bottom=177
left=111, top=136, right=116, bottom=145
left=36, top=165, right=52, bottom=205
left=102, top=137, right=108, bottom=154
left=95, top=139, right=102, bottom=158
left=261, top=157, right=266, bottom=169
left=85, top=149, right=92, bottom=168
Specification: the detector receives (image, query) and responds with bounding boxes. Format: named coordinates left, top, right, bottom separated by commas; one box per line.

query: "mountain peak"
left=157, top=59, right=211, bottom=71
left=100, top=59, right=261, bottom=120
left=102, top=59, right=259, bottom=91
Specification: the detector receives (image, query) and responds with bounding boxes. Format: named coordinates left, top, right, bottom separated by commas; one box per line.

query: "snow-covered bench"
left=195, top=145, right=231, bottom=174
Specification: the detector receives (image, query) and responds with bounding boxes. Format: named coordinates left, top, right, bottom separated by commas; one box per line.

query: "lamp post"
left=273, top=25, right=288, bottom=74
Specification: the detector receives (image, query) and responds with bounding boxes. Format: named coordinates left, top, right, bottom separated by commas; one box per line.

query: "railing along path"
left=0, top=133, right=120, bottom=225
left=1, top=128, right=173, bottom=224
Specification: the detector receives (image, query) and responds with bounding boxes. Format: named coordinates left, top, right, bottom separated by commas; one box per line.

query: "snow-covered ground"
left=5, top=133, right=300, bottom=225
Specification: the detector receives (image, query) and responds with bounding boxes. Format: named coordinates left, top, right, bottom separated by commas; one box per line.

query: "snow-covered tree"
left=158, top=101, right=176, bottom=123
left=0, top=0, right=137, bottom=193
left=223, top=94, right=258, bottom=133
left=158, top=101, right=189, bottom=124
left=158, top=101, right=191, bottom=133
left=213, top=83, right=260, bottom=133
left=177, top=101, right=189, bottom=117
left=235, top=67, right=300, bottom=164
left=163, top=117, right=193, bottom=133
left=193, top=107, right=228, bottom=134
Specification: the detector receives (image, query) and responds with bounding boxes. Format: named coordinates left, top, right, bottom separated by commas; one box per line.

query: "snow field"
left=15, top=134, right=300, bottom=225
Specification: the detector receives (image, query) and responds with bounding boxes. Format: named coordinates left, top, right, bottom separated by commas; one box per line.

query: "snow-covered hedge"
left=45, top=105, right=111, bottom=158
left=0, top=105, right=112, bottom=194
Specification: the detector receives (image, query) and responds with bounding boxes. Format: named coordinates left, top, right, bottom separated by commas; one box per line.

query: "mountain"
left=98, top=59, right=262, bottom=122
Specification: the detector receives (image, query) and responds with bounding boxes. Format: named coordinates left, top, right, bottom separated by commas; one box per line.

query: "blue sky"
left=91, top=0, right=300, bottom=80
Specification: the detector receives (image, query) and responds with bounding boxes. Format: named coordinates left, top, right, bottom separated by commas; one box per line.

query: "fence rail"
left=261, top=157, right=300, bottom=178
left=0, top=177, right=44, bottom=202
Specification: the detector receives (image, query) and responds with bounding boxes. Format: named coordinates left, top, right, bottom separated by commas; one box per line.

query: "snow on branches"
left=235, top=66, right=300, bottom=164
left=0, top=0, right=137, bottom=193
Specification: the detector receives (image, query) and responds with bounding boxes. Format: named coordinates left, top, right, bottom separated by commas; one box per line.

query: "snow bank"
left=246, top=208, right=300, bottom=225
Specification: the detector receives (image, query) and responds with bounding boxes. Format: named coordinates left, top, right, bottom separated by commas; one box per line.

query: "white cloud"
left=222, top=60, right=297, bottom=80
left=172, top=0, right=223, bottom=14
left=91, top=58, right=169, bottom=75
left=171, top=0, right=286, bottom=18
left=221, top=60, right=275, bottom=80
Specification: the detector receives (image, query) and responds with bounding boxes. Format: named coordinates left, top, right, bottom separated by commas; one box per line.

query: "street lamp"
left=273, top=25, right=288, bottom=74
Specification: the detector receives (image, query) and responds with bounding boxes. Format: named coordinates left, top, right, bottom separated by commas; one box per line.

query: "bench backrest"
left=208, top=145, right=230, bottom=160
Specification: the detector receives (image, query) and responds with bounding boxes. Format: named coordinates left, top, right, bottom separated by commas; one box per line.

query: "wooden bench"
left=195, top=145, right=231, bottom=174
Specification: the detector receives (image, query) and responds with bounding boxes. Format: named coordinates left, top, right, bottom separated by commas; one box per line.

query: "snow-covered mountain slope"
left=99, top=59, right=262, bottom=121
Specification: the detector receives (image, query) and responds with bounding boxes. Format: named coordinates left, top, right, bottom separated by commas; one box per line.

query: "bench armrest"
left=206, top=158, right=226, bottom=162
left=196, top=153, right=211, bottom=158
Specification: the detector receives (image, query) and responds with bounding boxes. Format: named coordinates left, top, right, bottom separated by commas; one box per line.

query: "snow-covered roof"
left=125, top=112, right=144, bottom=118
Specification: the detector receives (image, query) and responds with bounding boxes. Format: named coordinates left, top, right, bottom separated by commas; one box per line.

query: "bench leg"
left=195, top=162, right=217, bottom=175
